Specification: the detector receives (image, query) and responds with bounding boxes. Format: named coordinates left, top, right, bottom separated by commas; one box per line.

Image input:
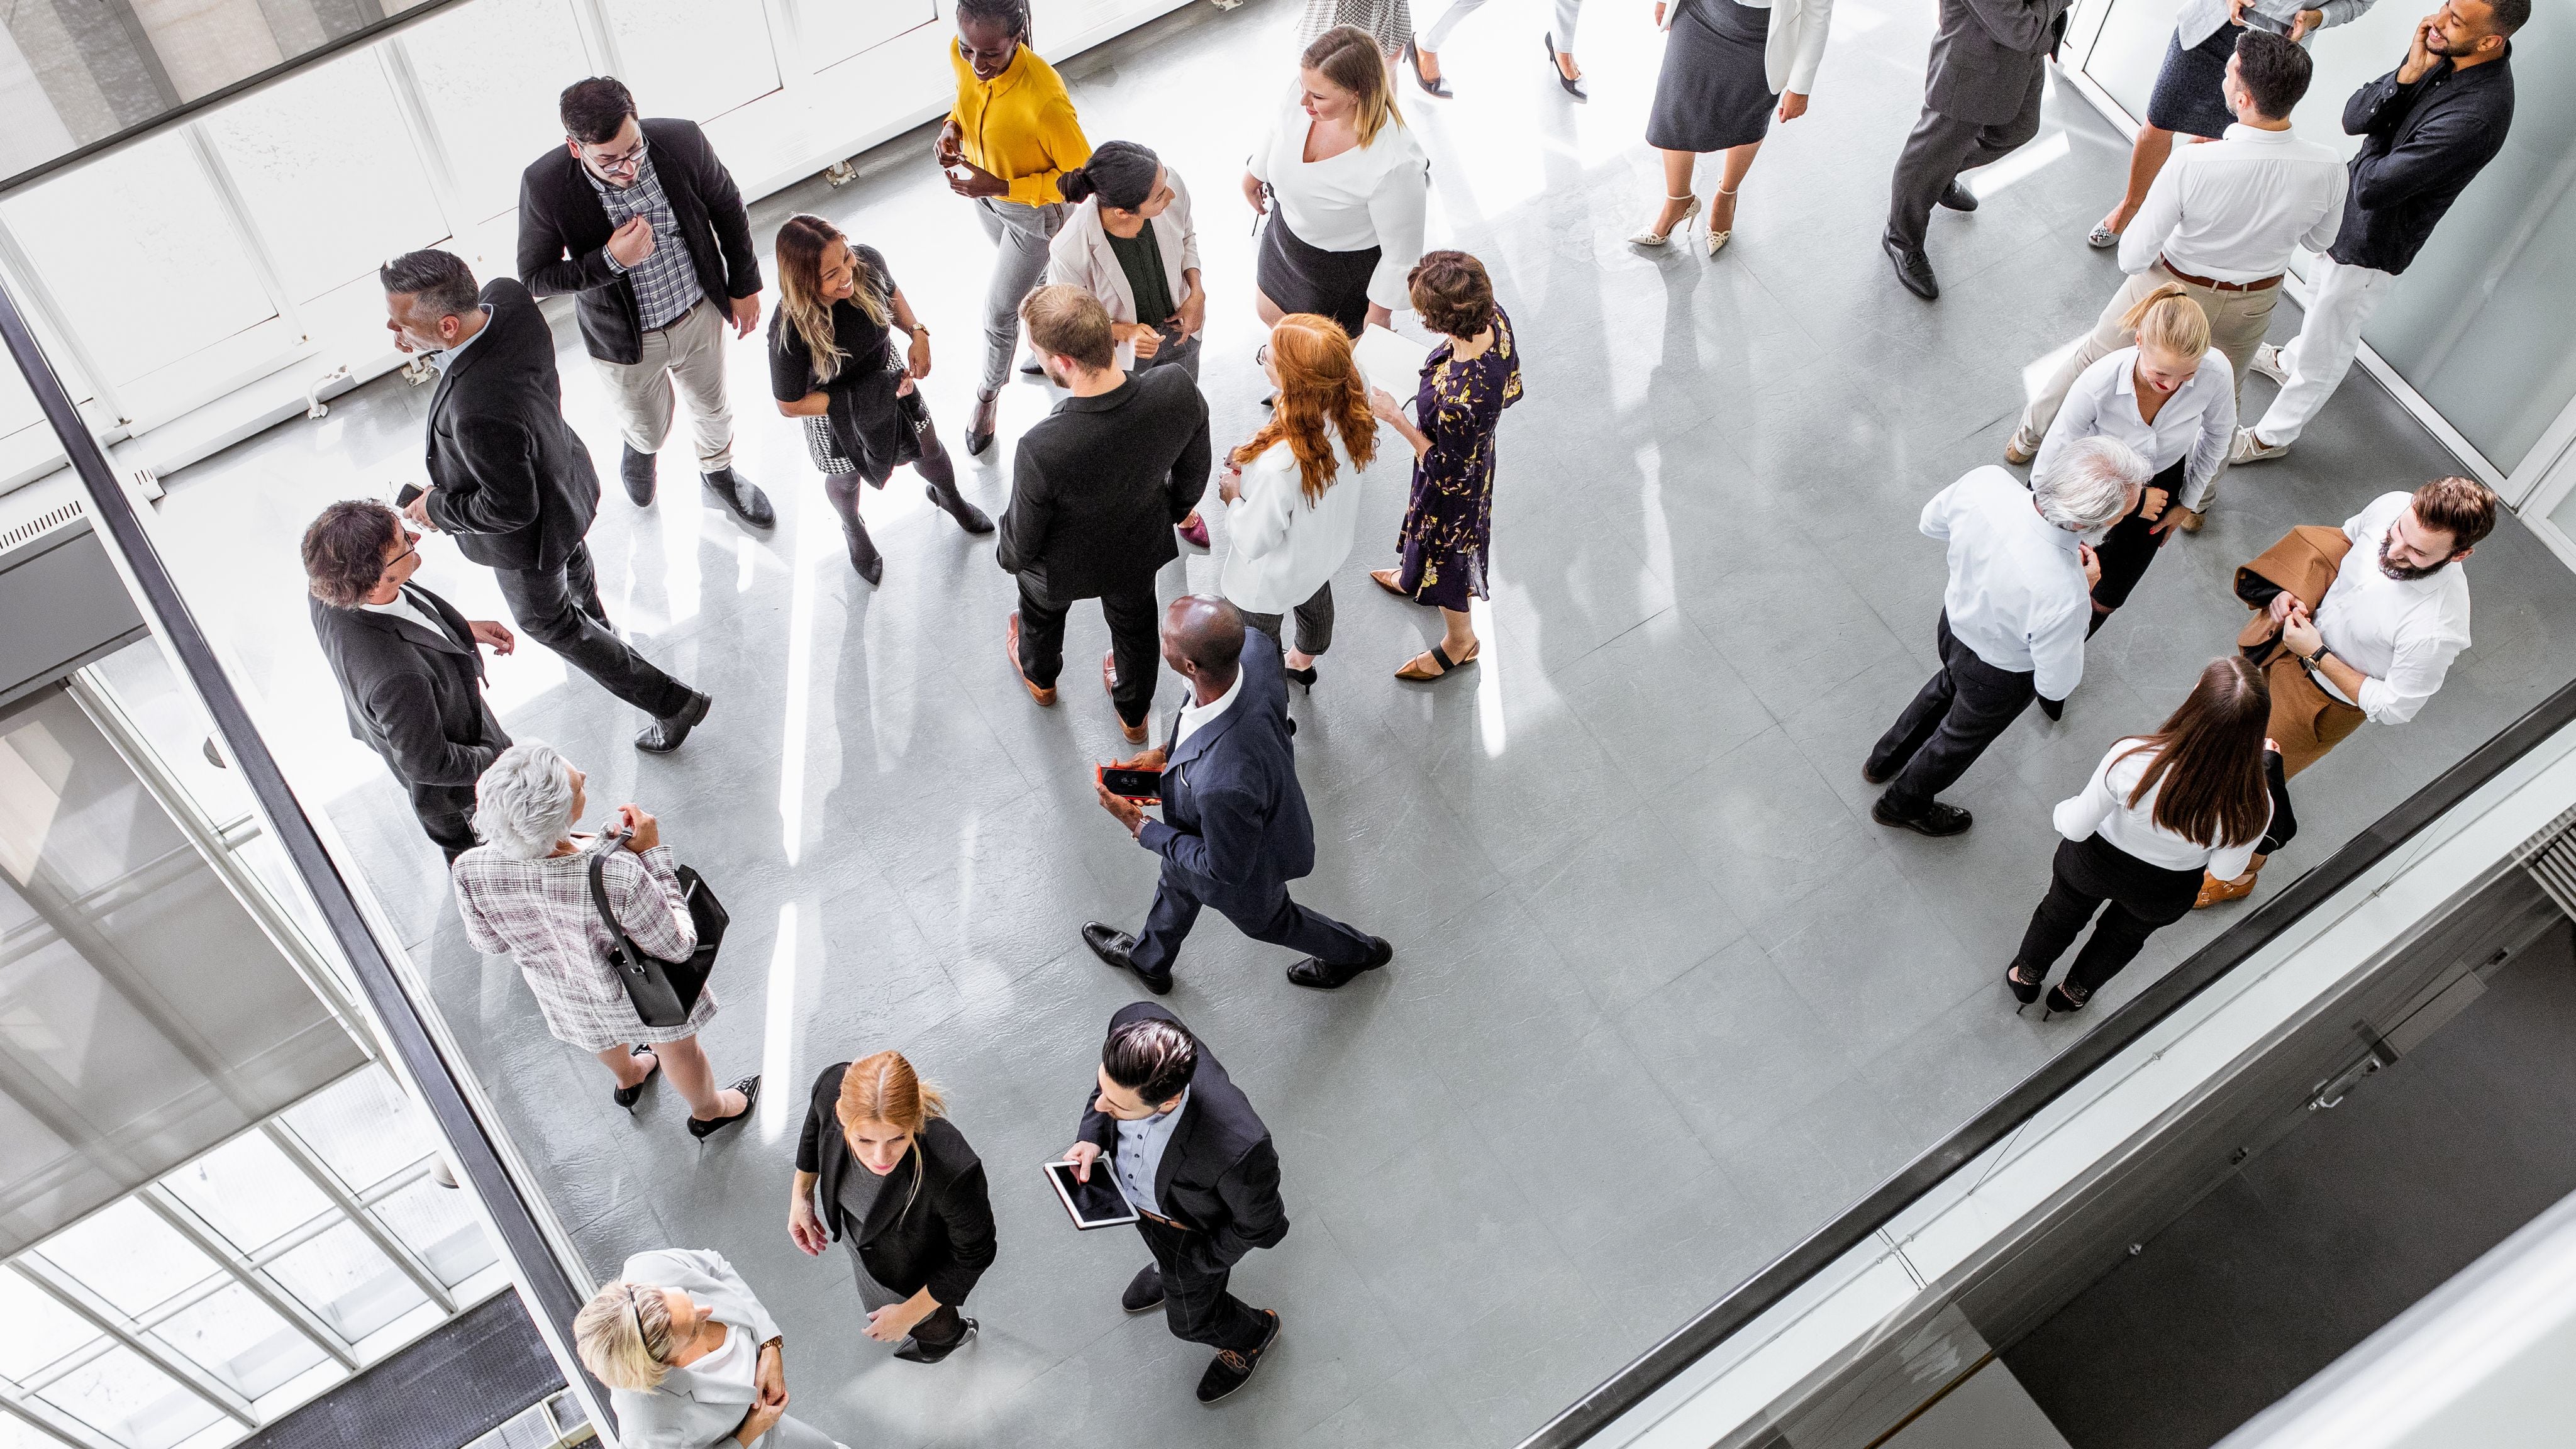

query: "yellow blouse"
left=948, top=42, right=1092, bottom=207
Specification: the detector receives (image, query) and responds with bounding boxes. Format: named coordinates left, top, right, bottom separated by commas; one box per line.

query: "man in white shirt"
left=1867, top=441, right=2148, bottom=836
left=2011, top=31, right=2342, bottom=466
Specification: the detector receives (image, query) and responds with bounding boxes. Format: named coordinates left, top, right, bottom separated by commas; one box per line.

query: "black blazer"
left=307, top=582, right=509, bottom=790
left=2330, top=47, right=2515, bottom=276
left=1136, top=635, right=1315, bottom=914
left=516, top=118, right=762, bottom=365
left=795, top=1064, right=997, bottom=1307
left=996, top=368, right=1211, bottom=602
left=421, top=279, right=601, bottom=574
left=1078, top=1002, right=1289, bottom=1274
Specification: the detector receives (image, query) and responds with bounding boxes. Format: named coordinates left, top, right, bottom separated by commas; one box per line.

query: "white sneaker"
left=2248, top=343, right=2287, bottom=386
left=2229, top=426, right=2291, bottom=465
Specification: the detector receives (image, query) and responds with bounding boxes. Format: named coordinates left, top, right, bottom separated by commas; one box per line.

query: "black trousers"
left=492, top=540, right=694, bottom=718
left=409, top=781, right=480, bottom=862
left=1870, top=613, right=2038, bottom=813
left=2011, top=835, right=2202, bottom=995
left=1016, top=574, right=1160, bottom=726
left=1138, top=1219, right=1267, bottom=1353
left=1238, top=581, right=1336, bottom=660
left=2089, top=457, right=2187, bottom=627
left=1130, top=864, right=1375, bottom=979
left=1885, top=70, right=2048, bottom=253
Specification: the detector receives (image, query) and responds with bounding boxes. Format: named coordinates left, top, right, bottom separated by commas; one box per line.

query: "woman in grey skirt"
left=1635, top=0, right=1834, bottom=256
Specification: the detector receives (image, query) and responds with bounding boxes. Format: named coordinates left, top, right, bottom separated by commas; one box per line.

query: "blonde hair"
left=2121, top=282, right=2211, bottom=360
left=1231, top=314, right=1377, bottom=504
left=1301, top=26, right=1403, bottom=148
left=775, top=214, right=889, bottom=385
left=574, top=1281, right=676, bottom=1391
left=838, top=1051, right=948, bottom=1216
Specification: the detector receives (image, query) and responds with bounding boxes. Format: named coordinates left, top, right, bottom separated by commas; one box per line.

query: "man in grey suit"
left=575, top=1247, right=848, bottom=1448
left=1884, top=0, right=2075, bottom=299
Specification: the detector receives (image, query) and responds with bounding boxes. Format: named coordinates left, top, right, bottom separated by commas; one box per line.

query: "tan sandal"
left=1369, top=568, right=1413, bottom=599
left=2194, top=869, right=2257, bottom=909
left=1396, top=639, right=1480, bottom=681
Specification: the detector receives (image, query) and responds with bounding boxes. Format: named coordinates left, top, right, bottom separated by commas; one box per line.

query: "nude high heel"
left=1707, top=184, right=1738, bottom=257
left=1632, top=194, right=1701, bottom=247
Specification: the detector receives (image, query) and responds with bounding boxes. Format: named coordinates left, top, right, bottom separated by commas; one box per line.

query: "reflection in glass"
left=372, top=1175, right=497, bottom=1285
left=604, top=0, right=780, bottom=124
left=149, top=1280, right=329, bottom=1399
left=401, top=0, right=591, bottom=223
left=34, top=1200, right=221, bottom=1319
left=267, top=1219, right=428, bottom=1340
left=34, top=1343, right=223, bottom=1449
left=284, top=1068, right=433, bottom=1194
left=161, top=1131, right=334, bottom=1253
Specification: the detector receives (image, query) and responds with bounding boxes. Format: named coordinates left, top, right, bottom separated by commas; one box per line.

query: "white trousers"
left=2252, top=254, right=2397, bottom=448
left=1422, top=0, right=1582, bottom=51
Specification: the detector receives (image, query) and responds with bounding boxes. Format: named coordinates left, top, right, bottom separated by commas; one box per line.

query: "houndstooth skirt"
left=1299, top=0, right=1411, bottom=53
left=802, top=414, right=858, bottom=476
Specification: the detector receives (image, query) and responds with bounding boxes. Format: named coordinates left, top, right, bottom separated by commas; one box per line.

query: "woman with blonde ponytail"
left=574, top=1247, right=847, bottom=1446
left=787, top=1050, right=996, bottom=1364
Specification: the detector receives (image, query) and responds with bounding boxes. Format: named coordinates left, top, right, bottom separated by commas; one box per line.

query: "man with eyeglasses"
left=518, top=75, right=773, bottom=528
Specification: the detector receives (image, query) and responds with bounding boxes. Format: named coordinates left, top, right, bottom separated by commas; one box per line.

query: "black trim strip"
left=1521, top=675, right=2576, bottom=1448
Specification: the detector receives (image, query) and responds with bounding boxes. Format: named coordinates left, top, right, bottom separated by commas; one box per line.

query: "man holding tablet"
left=1060, top=1002, right=1287, bottom=1404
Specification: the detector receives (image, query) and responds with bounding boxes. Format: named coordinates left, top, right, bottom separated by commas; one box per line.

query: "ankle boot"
left=846, top=519, right=883, bottom=585
left=928, top=478, right=994, bottom=535
left=824, top=474, right=882, bottom=584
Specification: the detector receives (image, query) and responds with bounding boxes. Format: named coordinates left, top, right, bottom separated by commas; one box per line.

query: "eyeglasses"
left=379, top=536, right=417, bottom=581
left=583, top=134, right=649, bottom=177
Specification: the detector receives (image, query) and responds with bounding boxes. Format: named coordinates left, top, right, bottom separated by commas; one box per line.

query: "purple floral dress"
left=1394, top=307, right=1521, bottom=611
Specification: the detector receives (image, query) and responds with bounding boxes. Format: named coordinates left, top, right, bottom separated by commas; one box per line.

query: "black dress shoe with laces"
left=636, top=691, right=711, bottom=753
left=1121, top=1264, right=1165, bottom=1313
left=703, top=468, right=775, bottom=528
left=621, top=445, right=658, bottom=506
left=1938, top=177, right=1980, bottom=211
left=1286, top=935, right=1392, bottom=989
left=1884, top=235, right=1940, bottom=300
left=1872, top=796, right=1972, bottom=836
left=1196, top=1311, right=1279, bottom=1404
left=1082, top=922, right=1172, bottom=994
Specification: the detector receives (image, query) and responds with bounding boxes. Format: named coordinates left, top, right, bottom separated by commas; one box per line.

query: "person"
left=2008, top=657, right=2292, bottom=1015
left=2028, top=287, right=2236, bottom=631
left=2086, top=0, right=2375, bottom=250
left=1882, top=0, right=2075, bottom=299
left=516, top=76, right=772, bottom=527
left=769, top=214, right=992, bottom=587
left=1865, top=441, right=2148, bottom=836
left=573, top=1248, right=847, bottom=1448
left=1045, top=140, right=1212, bottom=550
left=2011, top=31, right=2340, bottom=474
left=451, top=743, right=757, bottom=1136
left=1633, top=0, right=1835, bottom=253
left=1245, top=26, right=1431, bottom=340
left=383, top=250, right=712, bottom=753
left=1218, top=314, right=1377, bottom=691
left=787, top=1051, right=996, bottom=1365
left=1085, top=596, right=1392, bottom=989
left=1061, top=1002, right=1288, bottom=1404
left=2233, top=0, right=2524, bottom=464
left=997, top=287, right=1212, bottom=745
left=936, top=0, right=1092, bottom=456
left=2203, top=477, right=2487, bottom=904
left=1301, top=0, right=1413, bottom=65
left=1403, top=0, right=1591, bottom=99
left=1365, top=252, right=1521, bottom=679
left=302, top=500, right=514, bottom=861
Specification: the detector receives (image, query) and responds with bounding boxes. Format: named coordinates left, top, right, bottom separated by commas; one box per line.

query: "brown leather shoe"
left=1006, top=614, right=1056, bottom=706
left=1102, top=653, right=1149, bottom=743
left=2194, top=869, right=2257, bottom=909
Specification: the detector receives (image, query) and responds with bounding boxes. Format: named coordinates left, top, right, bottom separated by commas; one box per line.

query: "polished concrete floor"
left=150, top=0, right=2576, bottom=1442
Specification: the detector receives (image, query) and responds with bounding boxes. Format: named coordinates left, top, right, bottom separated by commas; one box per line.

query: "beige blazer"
left=1046, top=169, right=1202, bottom=371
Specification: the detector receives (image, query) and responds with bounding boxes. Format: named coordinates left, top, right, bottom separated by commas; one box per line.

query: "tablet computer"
left=1043, top=1160, right=1139, bottom=1230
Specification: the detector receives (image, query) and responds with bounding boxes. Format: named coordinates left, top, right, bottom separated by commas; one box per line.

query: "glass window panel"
left=800, top=0, right=936, bottom=69
left=282, top=1070, right=430, bottom=1194
left=400, top=0, right=591, bottom=223
left=127, top=0, right=286, bottom=103
left=0, top=1267, right=103, bottom=1384
left=203, top=51, right=452, bottom=303
left=34, top=1343, right=223, bottom=1449
left=0, top=131, right=279, bottom=385
left=265, top=1220, right=426, bottom=1340
left=148, top=1281, right=327, bottom=1399
left=160, top=1133, right=332, bottom=1255
left=370, top=1177, right=495, bottom=1285
left=601, top=0, right=779, bottom=123
left=34, top=1200, right=223, bottom=1319
left=0, top=1414, right=62, bottom=1449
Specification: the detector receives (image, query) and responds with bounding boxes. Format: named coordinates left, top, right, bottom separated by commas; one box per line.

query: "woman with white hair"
left=452, top=743, right=756, bottom=1136
left=575, top=1248, right=847, bottom=1448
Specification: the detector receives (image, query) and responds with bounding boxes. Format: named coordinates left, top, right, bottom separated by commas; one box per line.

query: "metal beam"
left=9, top=1257, right=256, bottom=1428
left=137, top=1187, right=360, bottom=1370
left=263, top=1121, right=456, bottom=1315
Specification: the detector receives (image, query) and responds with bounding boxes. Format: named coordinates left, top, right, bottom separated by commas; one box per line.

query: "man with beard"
left=2199, top=475, right=2489, bottom=906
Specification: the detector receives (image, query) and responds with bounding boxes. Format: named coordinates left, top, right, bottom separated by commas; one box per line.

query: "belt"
left=2159, top=255, right=2282, bottom=292
left=1136, top=1208, right=1191, bottom=1231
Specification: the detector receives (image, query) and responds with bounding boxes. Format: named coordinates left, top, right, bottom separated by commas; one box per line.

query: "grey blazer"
left=1923, top=0, right=2073, bottom=126
left=2173, top=0, right=2372, bottom=50
left=609, top=1250, right=843, bottom=1449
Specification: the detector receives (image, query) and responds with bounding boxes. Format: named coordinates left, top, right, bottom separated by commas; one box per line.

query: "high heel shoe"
left=1543, top=33, right=1586, bottom=100
left=2041, top=981, right=2092, bottom=1019
left=1707, top=184, right=1737, bottom=257
left=1402, top=40, right=1452, bottom=98
left=1631, top=194, right=1701, bottom=247
left=1285, top=663, right=1318, bottom=691
left=928, top=480, right=994, bottom=534
left=964, top=391, right=999, bottom=457
left=2005, top=963, right=2043, bottom=1008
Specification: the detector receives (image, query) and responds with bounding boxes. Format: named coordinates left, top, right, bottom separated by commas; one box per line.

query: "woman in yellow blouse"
left=936, top=0, right=1092, bottom=455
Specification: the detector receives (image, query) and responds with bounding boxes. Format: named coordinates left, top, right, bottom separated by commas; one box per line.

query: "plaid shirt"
left=589, top=139, right=704, bottom=332
left=452, top=840, right=716, bottom=1051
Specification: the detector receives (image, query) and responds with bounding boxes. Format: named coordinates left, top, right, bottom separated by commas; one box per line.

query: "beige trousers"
left=2014, top=262, right=2279, bottom=455
left=595, top=297, right=734, bottom=472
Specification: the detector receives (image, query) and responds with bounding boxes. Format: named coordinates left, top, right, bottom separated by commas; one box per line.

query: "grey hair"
left=380, top=248, right=479, bottom=320
left=472, top=743, right=579, bottom=860
left=2035, top=436, right=2150, bottom=532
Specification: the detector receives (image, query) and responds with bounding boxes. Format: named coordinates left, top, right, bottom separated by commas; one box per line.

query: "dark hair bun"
left=1071, top=140, right=1160, bottom=213
left=1058, top=165, right=1099, bottom=204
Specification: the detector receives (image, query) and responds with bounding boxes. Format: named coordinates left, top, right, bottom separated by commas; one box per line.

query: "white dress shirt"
left=1922, top=466, right=2094, bottom=701
left=2055, top=741, right=2269, bottom=882
left=2119, top=125, right=2347, bottom=284
left=1246, top=86, right=1430, bottom=313
left=1219, top=432, right=1371, bottom=614
left=362, top=583, right=453, bottom=644
left=427, top=304, right=495, bottom=372
left=2312, top=491, right=2473, bottom=724
left=1173, top=670, right=1245, bottom=751
left=1112, top=1084, right=1191, bottom=1217
left=2035, top=347, right=2236, bottom=511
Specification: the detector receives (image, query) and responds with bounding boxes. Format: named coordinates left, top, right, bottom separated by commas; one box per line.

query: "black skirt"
left=1257, top=210, right=1378, bottom=340
left=1646, top=0, right=1777, bottom=155
left=2091, top=456, right=2188, bottom=614
left=2146, top=22, right=2241, bottom=140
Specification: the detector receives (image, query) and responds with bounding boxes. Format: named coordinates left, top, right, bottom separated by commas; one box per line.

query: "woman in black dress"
left=771, top=214, right=993, bottom=586
left=1635, top=0, right=1833, bottom=256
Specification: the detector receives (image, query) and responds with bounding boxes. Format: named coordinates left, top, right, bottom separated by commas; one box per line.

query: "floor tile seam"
left=1268, top=1215, right=1416, bottom=1440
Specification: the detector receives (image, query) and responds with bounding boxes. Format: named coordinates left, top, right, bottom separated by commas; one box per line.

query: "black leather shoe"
left=613, top=1043, right=658, bottom=1109
left=965, top=391, right=999, bottom=457
left=1122, top=1265, right=1165, bottom=1313
left=928, top=482, right=995, bottom=535
left=1196, top=1311, right=1279, bottom=1404
left=621, top=445, right=657, bottom=506
left=847, top=523, right=884, bottom=586
left=1019, top=353, right=1045, bottom=375
left=1872, top=796, right=1972, bottom=836
left=1884, top=236, right=1940, bottom=300
left=703, top=468, right=775, bottom=528
left=1082, top=921, right=1172, bottom=994
left=1862, top=758, right=1897, bottom=786
left=636, top=691, right=711, bottom=753
left=1938, top=177, right=1980, bottom=211
left=1545, top=33, right=1586, bottom=99
left=687, top=1075, right=759, bottom=1140
left=1286, top=935, right=1392, bottom=989
left=893, top=1318, right=977, bottom=1363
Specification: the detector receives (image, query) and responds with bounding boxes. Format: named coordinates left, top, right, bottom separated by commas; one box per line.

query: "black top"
left=996, top=368, right=1211, bottom=601
left=306, top=582, right=508, bottom=789
left=1106, top=225, right=1176, bottom=323
left=767, top=247, right=923, bottom=478
left=516, top=118, right=762, bottom=365
left=1077, top=1002, right=1289, bottom=1275
left=795, top=1063, right=997, bottom=1307
left=421, top=279, right=601, bottom=574
left=2329, top=46, right=2515, bottom=276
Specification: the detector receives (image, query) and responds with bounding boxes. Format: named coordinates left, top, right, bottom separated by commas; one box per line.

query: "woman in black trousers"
left=787, top=1051, right=997, bottom=1363
left=2007, top=657, right=2295, bottom=1015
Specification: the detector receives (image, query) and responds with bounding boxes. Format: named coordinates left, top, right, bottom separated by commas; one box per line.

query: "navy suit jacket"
left=1136, top=632, right=1314, bottom=910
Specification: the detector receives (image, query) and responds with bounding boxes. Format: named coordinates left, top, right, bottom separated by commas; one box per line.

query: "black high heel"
left=964, top=391, right=999, bottom=457
left=612, top=1044, right=658, bottom=1109
left=1544, top=33, right=1587, bottom=99
left=928, top=481, right=994, bottom=534
left=2041, top=981, right=2092, bottom=1019
left=2005, top=963, right=2043, bottom=1009
left=687, top=1075, right=761, bottom=1140
left=1403, top=40, right=1452, bottom=98
left=1286, top=664, right=1318, bottom=691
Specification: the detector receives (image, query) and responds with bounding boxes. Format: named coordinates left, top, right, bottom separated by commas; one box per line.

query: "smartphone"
left=395, top=483, right=424, bottom=508
left=1098, top=765, right=1163, bottom=802
left=2241, top=8, right=2294, bottom=35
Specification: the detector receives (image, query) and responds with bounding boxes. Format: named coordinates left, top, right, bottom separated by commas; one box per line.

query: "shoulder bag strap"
left=584, top=831, right=660, bottom=971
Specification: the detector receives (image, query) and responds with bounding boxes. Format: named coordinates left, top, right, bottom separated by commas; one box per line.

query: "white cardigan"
left=1045, top=169, right=1202, bottom=372
left=1219, top=429, right=1373, bottom=614
left=1665, top=0, right=1836, bottom=96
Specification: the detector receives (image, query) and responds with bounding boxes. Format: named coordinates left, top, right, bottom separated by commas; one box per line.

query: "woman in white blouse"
left=1243, top=25, right=1431, bottom=341
left=2028, top=285, right=2235, bottom=633
left=2007, top=657, right=2292, bottom=1016
left=575, top=1247, right=847, bottom=1448
left=1218, top=314, right=1379, bottom=688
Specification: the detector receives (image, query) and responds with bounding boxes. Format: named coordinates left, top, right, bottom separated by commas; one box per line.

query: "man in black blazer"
left=1065, top=1002, right=1286, bottom=1404
left=384, top=248, right=711, bottom=752
left=301, top=500, right=514, bottom=860
left=518, top=76, right=771, bottom=525
left=1087, top=596, right=1389, bottom=992
left=1883, top=0, right=2074, bottom=298
left=997, top=286, right=1209, bottom=745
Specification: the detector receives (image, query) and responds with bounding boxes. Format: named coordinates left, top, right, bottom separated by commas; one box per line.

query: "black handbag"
left=586, top=833, right=728, bottom=1029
